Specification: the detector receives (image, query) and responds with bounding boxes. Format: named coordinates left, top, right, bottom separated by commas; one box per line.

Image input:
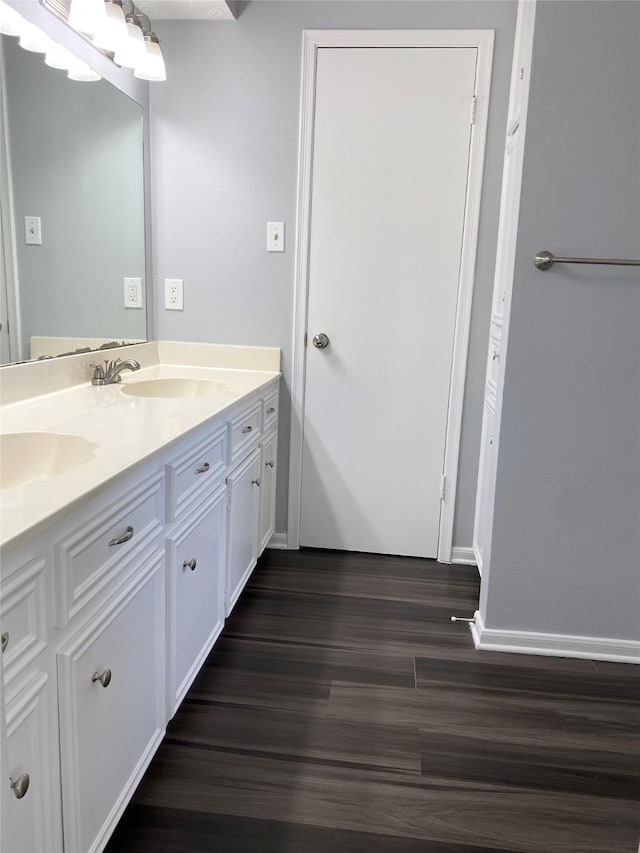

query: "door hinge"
left=470, top=95, right=477, bottom=126
left=440, top=475, right=447, bottom=501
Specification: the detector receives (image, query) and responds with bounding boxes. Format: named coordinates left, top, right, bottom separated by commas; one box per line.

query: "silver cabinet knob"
left=241, top=425, right=253, bottom=434
left=252, top=478, right=261, bottom=487
left=195, top=462, right=210, bottom=474
left=9, top=774, right=29, bottom=800
left=1, top=632, right=8, bottom=653
left=312, top=333, right=329, bottom=349
left=183, top=558, right=197, bottom=572
left=91, top=669, right=112, bottom=688
left=265, top=460, right=274, bottom=468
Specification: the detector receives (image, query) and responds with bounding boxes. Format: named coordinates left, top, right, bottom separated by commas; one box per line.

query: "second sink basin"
left=120, top=378, right=229, bottom=398
left=0, top=432, right=99, bottom=489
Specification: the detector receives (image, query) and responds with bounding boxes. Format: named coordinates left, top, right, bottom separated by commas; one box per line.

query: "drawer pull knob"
left=265, top=461, right=274, bottom=469
left=252, top=478, right=261, bottom=487
left=492, top=350, right=500, bottom=361
left=195, top=462, right=210, bottom=474
left=9, top=774, right=29, bottom=800
left=108, top=526, right=134, bottom=547
left=267, top=407, right=275, bottom=414
left=92, top=669, right=112, bottom=688
left=1, top=632, right=8, bottom=653
left=183, top=558, right=197, bottom=572
left=241, top=425, right=253, bottom=434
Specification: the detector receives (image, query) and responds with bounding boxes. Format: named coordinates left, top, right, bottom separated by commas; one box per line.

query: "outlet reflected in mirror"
left=0, top=33, right=146, bottom=365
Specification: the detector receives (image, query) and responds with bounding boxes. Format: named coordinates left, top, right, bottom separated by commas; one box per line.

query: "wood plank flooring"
left=105, top=549, right=640, bottom=853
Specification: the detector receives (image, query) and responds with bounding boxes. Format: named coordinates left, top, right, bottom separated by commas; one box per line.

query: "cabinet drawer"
left=229, top=401, right=262, bottom=464
left=1, top=559, right=47, bottom=694
left=4, top=672, right=63, bottom=853
left=57, top=552, right=165, bottom=853
left=167, top=486, right=226, bottom=715
left=262, top=389, right=279, bottom=433
left=54, top=470, right=164, bottom=627
left=166, top=424, right=227, bottom=522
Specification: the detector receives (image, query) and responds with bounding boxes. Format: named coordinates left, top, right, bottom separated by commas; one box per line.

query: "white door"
left=300, top=46, right=477, bottom=557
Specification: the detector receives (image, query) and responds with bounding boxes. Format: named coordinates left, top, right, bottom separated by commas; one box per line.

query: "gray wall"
left=480, top=1, right=640, bottom=640
left=150, top=0, right=518, bottom=540
left=3, top=36, right=145, bottom=356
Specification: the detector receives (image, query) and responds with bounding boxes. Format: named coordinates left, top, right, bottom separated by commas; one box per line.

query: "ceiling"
left=134, top=1, right=240, bottom=20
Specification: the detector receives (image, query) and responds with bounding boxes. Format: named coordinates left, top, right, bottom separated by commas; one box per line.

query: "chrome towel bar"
left=535, top=250, right=640, bottom=271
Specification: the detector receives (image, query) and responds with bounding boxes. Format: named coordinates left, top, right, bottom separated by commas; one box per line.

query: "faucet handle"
left=89, top=362, right=106, bottom=385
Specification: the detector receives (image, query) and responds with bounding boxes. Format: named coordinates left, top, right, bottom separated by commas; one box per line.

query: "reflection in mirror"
left=0, top=31, right=146, bottom=365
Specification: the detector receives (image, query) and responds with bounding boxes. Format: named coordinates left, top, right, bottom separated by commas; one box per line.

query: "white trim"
left=473, top=542, right=483, bottom=576
left=287, top=28, right=495, bottom=556
left=451, top=546, right=477, bottom=566
left=0, top=40, right=22, bottom=363
left=472, top=0, right=536, bottom=580
left=471, top=609, right=640, bottom=665
left=267, top=532, right=290, bottom=550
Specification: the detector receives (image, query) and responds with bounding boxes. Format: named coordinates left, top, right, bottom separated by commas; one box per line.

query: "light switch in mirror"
left=0, top=32, right=147, bottom=366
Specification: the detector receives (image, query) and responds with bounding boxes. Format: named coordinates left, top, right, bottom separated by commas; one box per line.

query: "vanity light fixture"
left=62, top=1, right=167, bottom=82
left=92, top=0, right=127, bottom=52
left=18, top=20, right=51, bottom=52
left=68, top=0, right=105, bottom=37
left=112, top=4, right=145, bottom=69
left=133, top=13, right=166, bottom=82
left=0, top=1, right=22, bottom=36
left=0, top=0, right=102, bottom=81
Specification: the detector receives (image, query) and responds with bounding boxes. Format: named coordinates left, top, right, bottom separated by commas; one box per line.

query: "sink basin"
left=120, top=378, right=229, bottom=398
left=0, top=432, right=98, bottom=489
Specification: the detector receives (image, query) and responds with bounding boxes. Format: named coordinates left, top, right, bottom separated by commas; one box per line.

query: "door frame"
left=287, top=29, right=495, bottom=561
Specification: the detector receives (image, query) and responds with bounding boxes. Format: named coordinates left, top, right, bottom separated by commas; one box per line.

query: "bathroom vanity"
left=0, top=341, right=280, bottom=853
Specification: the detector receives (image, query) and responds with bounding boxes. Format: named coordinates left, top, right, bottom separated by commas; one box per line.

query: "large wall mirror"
left=0, top=31, right=146, bottom=365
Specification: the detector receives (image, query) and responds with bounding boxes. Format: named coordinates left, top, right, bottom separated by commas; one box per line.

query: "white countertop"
left=0, top=342, right=281, bottom=549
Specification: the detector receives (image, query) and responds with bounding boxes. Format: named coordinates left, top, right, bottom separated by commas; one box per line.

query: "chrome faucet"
left=90, top=358, right=141, bottom=386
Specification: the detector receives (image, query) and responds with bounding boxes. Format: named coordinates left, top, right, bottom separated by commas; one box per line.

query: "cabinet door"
left=1, top=672, right=63, bottom=853
left=167, top=486, right=226, bottom=715
left=57, top=552, right=165, bottom=853
left=226, top=448, right=261, bottom=615
left=258, top=431, right=278, bottom=556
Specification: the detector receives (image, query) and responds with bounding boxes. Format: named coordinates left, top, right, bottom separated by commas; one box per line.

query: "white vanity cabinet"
left=0, top=373, right=280, bottom=853
left=3, top=672, right=60, bottom=853
left=225, top=447, right=261, bottom=615
left=258, top=429, right=278, bottom=554
left=167, top=487, right=226, bottom=715
left=57, top=553, right=166, bottom=853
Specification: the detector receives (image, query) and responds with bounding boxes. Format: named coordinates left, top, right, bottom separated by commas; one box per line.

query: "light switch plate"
left=24, top=216, right=42, bottom=245
left=165, top=278, right=184, bottom=310
left=267, top=221, right=284, bottom=252
left=124, top=277, right=143, bottom=309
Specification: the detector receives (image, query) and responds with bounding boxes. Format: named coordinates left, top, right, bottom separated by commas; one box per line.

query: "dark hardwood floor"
left=106, top=549, right=640, bottom=853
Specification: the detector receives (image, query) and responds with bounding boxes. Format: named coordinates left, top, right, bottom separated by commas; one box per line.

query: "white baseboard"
left=451, top=546, right=477, bottom=566
left=267, top=532, right=289, bottom=550
left=471, top=610, right=640, bottom=664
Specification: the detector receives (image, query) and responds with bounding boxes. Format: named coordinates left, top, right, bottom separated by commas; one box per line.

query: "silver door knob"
left=9, top=774, right=29, bottom=799
left=91, top=669, right=112, bottom=688
left=312, top=333, right=329, bottom=349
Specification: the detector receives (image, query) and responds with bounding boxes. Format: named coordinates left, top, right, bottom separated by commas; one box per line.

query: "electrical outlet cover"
left=165, top=278, right=184, bottom=310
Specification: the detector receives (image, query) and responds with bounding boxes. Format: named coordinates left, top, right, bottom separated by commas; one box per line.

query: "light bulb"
left=67, top=59, right=102, bottom=81
left=68, top=0, right=105, bottom=36
left=18, top=21, right=50, bottom=53
left=0, top=1, right=24, bottom=37
left=92, top=0, right=127, bottom=52
left=45, top=42, right=76, bottom=71
left=113, top=19, right=145, bottom=69
left=133, top=35, right=166, bottom=82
